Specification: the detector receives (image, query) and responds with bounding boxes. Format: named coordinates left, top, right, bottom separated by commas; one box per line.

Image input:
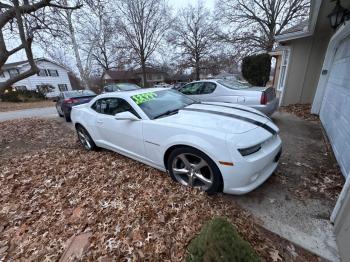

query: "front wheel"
left=76, top=125, right=97, bottom=151
left=167, top=147, right=223, bottom=195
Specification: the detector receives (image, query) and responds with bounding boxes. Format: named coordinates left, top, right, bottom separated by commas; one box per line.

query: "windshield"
left=131, top=89, right=196, bottom=119
left=217, top=79, right=251, bottom=90
left=105, top=83, right=140, bottom=92
left=64, top=90, right=95, bottom=98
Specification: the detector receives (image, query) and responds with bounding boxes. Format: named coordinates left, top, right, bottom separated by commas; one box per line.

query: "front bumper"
left=221, top=135, right=282, bottom=195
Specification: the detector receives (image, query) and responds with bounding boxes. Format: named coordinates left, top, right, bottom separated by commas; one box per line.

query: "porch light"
left=327, top=0, right=350, bottom=30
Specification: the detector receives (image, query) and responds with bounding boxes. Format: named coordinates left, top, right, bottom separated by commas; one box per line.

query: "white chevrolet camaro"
left=71, top=88, right=282, bottom=195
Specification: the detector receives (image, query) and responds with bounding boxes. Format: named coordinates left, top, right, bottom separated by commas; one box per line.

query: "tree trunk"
left=195, top=58, right=200, bottom=80
left=141, top=58, right=147, bottom=88
left=66, top=8, right=90, bottom=90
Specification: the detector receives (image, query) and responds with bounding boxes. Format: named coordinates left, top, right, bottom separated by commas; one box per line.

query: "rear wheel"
left=57, top=107, right=63, bottom=117
left=76, top=125, right=97, bottom=151
left=64, top=112, right=71, bottom=122
left=167, top=147, right=222, bottom=195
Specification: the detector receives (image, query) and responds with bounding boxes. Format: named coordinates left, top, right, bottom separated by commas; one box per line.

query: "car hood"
left=156, top=102, right=279, bottom=135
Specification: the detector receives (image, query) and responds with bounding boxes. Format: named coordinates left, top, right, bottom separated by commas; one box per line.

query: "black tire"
left=167, top=146, right=223, bottom=195
left=57, top=107, right=64, bottom=117
left=64, top=113, right=71, bottom=122
left=76, top=125, right=98, bottom=151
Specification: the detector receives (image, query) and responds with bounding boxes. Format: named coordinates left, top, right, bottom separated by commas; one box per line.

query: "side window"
left=108, top=98, right=139, bottom=117
left=92, top=98, right=139, bottom=118
left=91, top=99, right=102, bottom=113
left=179, top=83, right=203, bottom=95
left=200, top=82, right=217, bottom=94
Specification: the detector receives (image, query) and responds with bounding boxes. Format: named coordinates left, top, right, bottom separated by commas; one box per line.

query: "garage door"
left=320, top=36, right=350, bottom=176
left=320, top=35, right=350, bottom=178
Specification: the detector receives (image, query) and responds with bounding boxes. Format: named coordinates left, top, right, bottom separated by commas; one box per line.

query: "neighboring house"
left=0, top=58, right=73, bottom=94
left=102, top=67, right=167, bottom=86
left=272, top=0, right=350, bottom=260
left=102, top=70, right=139, bottom=85
left=134, top=67, right=167, bottom=85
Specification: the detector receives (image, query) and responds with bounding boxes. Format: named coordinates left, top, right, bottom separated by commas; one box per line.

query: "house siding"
left=279, top=0, right=334, bottom=106
left=0, top=60, right=72, bottom=92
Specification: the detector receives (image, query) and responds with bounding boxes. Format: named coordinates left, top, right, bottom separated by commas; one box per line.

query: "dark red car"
left=55, top=90, right=96, bottom=122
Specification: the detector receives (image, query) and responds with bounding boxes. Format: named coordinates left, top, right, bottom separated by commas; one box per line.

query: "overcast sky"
left=170, top=0, right=216, bottom=10
left=8, top=0, right=217, bottom=63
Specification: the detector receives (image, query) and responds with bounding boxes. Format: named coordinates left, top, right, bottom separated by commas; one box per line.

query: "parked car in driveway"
left=55, top=90, right=96, bottom=122
left=177, top=79, right=279, bottom=116
left=172, top=82, right=188, bottom=90
left=103, top=83, right=141, bottom=93
left=71, top=88, right=282, bottom=195
left=153, top=82, right=171, bottom=88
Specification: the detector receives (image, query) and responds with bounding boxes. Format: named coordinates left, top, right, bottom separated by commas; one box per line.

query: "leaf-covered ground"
left=0, top=101, right=54, bottom=112
left=280, top=104, right=319, bottom=122
left=0, top=118, right=321, bottom=261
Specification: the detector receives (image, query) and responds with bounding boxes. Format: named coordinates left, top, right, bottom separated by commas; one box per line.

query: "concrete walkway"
left=227, top=112, right=340, bottom=262
left=0, top=107, right=56, bottom=122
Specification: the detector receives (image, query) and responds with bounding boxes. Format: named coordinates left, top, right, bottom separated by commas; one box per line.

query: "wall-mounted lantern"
left=327, top=0, right=350, bottom=30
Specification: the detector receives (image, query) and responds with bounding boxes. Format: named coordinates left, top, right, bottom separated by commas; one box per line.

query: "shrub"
left=186, top=217, right=260, bottom=262
left=242, top=53, right=271, bottom=86
left=0, top=90, right=45, bottom=102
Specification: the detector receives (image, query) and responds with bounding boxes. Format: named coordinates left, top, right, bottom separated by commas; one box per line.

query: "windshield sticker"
left=132, top=92, right=157, bottom=105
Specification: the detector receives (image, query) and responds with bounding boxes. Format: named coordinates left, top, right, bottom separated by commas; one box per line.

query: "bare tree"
left=40, top=0, right=96, bottom=89
left=217, top=0, right=310, bottom=52
left=168, top=3, right=216, bottom=80
left=0, top=0, right=81, bottom=91
left=114, top=0, right=170, bottom=87
left=85, top=2, right=122, bottom=72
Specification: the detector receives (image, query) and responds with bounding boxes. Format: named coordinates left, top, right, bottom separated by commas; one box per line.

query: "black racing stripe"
left=201, top=102, right=270, bottom=120
left=182, top=107, right=277, bottom=135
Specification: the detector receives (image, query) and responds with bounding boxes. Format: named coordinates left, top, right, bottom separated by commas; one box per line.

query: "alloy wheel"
left=171, top=153, right=214, bottom=191
left=77, top=129, right=92, bottom=150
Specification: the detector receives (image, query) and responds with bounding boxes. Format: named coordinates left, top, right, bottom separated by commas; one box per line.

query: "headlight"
left=238, top=144, right=261, bottom=156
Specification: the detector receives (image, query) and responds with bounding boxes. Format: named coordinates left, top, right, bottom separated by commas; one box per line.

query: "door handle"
left=97, top=120, right=103, bottom=124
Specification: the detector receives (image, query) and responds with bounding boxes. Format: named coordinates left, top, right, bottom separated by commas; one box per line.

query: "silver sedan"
left=177, top=79, right=279, bottom=116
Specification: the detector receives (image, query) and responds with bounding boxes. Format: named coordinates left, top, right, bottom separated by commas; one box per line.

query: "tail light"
left=64, top=98, right=79, bottom=104
left=260, top=92, right=267, bottom=105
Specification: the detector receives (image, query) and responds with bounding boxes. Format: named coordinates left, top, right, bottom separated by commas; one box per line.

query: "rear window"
left=217, top=79, right=251, bottom=90
left=64, top=90, right=95, bottom=98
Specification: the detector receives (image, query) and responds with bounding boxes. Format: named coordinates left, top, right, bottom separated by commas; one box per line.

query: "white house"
left=0, top=58, right=73, bottom=95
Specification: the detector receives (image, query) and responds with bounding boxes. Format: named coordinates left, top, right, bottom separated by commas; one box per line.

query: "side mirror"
left=115, top=111, right=139, bottom=121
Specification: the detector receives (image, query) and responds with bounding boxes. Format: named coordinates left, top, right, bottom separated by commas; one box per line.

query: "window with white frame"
left=37, top=69, right=47, bottom=76
left=0, top=71, right=4, bottom=78
left=15, top=86, right=27, bottom=91
left=278, top=50, right=290, bottom=91
left=47, top=69, right=59, bottom=77
left=8, top=68, right=19, bottom=78
left=58, top=84, right=68, bottom=91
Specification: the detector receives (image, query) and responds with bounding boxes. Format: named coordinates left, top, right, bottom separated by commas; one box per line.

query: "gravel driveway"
left=0, top=106, right=56, bottom=121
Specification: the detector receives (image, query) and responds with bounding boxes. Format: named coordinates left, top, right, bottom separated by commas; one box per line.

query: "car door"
left=196, top=82, right=218, bottom=101
left=178, top=82, right=204, bottom=100
left=92, top=98, right=146, bottom=159
left=178, top=82, right=218, bottom=101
